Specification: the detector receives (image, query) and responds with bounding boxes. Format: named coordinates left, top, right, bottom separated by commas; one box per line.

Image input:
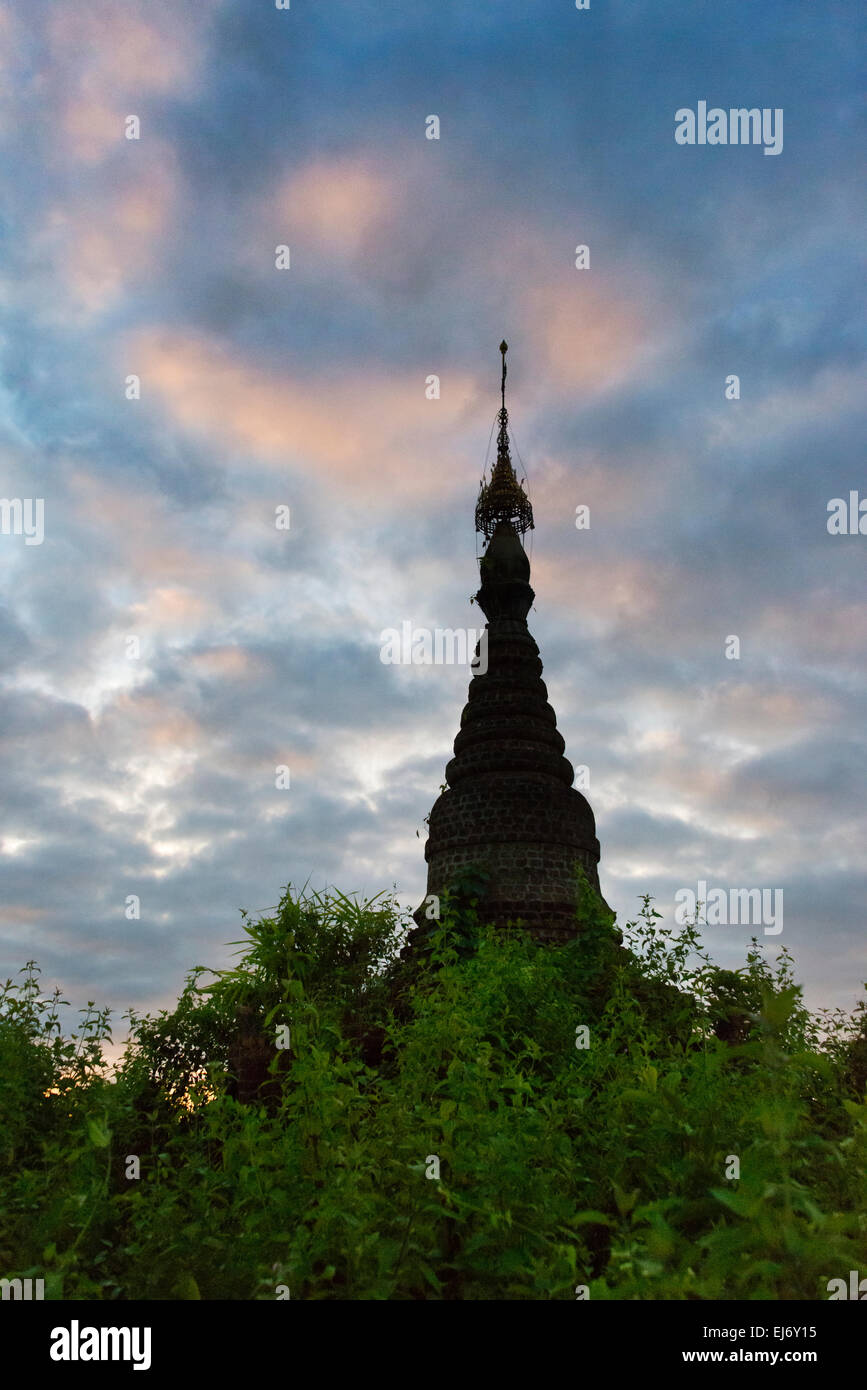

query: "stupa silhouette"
left=411, top=343, right=608, bottom=945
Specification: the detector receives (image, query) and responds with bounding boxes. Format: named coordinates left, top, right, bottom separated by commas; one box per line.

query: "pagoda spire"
left=474, top=341, right=534, bottom=542
left=408, top=345, right=609, bottom=950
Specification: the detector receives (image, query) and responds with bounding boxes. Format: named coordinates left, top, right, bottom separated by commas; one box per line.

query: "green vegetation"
left=1, top=878, right=865, bottom=1300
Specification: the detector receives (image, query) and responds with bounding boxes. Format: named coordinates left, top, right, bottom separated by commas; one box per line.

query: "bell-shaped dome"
left=480, top=521, right=530, bottom=582
left=475, top=521, right=534, bottom=622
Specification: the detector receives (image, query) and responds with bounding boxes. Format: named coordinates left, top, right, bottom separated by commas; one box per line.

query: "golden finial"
left=475, top=341, right=534, bottom=541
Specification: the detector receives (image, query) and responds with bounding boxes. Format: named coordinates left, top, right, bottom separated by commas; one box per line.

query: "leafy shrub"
left=0, top=881, right=864, bottom=1300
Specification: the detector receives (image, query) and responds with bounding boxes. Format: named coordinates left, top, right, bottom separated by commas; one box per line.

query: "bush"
left=0, top=882, right=864, bottom=1300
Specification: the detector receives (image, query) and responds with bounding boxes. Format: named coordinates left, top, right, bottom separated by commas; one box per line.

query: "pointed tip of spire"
left=475, top=341, right=533, bottom=541
left=499, top=341, right=508, bottom=411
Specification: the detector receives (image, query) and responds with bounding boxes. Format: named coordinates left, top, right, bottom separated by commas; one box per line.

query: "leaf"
left=171, top=1272, right=201, bottom=1300
left=710, top=1187, right=761, bottom=1219
left=87, top=1119, right=110, bottom=1149
left=613, top=1184, right=640, bottom=1217
left=572, top=1210, right=614, bottom=1227
left=761, top=985, right=800, bottom=1030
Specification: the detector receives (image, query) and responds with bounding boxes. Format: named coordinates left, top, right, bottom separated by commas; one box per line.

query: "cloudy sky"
left=1, top=0, right=864, bottom=1035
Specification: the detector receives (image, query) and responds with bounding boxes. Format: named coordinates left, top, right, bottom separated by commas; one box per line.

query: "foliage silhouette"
left=1, top=877, right=865, bottom=1300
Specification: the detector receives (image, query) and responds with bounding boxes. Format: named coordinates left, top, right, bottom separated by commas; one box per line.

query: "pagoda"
left=412, top=343, right=607, bottom=944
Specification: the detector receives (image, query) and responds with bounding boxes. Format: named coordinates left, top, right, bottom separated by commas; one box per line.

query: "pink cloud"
left=532, top=551, right=671, bottom=628
left=0, top=904, right=47, bottom=924
left=67, top=468, right=255, bottom=604
left=46, top=1, right=218, bottom=164
left=105, top=692, right=204, bottom=753
left=130, top=331, right=481, bottom=500
left=521, top=277, right=656, bottom=394
left=129, top=587, right=216, bottom=634
left=274, top=157, right=400, bottom=258
left=189, top=647, right=263, bottom=681
left=755, top=595, right=867, bottom=665
left=40, top=156, right=178, bottom=316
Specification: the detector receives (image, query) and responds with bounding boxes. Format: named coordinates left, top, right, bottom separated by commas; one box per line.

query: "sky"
left=0, top=0, right=864, bottom=1037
